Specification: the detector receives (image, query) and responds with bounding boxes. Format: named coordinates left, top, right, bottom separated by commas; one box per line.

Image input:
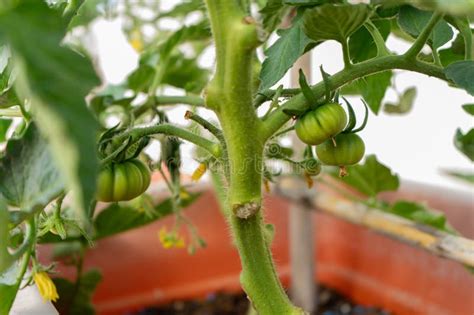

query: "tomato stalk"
left=204, top=0, right=305, bottom=314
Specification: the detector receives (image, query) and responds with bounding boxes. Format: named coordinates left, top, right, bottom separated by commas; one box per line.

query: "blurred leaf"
left=161, top=54, right=209, bottom=93
left=454, top=128, right=474, bottom=161
left=335, top=155, right=400, bottom=197
left=0, top=0, right=100, bottom=222
left=443, top=170, right=474, bottom=184
left=389, top=200, right=450, bottom=231
left=384, top=87, right=417, bottom=114
left=349, top=20, right=391, bottom=63
left=69, top=0, right=109, bottom=28
left=0, top=88, right=18, bottom=109
left=259, top=12, right=314, bottom=91
left=445, top=61, right=474, bottom=96
left=159, top=0, right=204, bottom=18
left=260, top=0, right=287, bottom=32
left=0, top=261, right=21, bottom=315
left=462, top=103, right=474, bottom=115
left=0, top=118, right=11, bottom=142
left=303, top=3, right=371, bottom=43
left=397, top=5, right=453, bottom=50
left=0, top=124, right=64, bottom=210
left=94, top=193, right=201, bottom=240
left=53, top=269, right=102, bottom=315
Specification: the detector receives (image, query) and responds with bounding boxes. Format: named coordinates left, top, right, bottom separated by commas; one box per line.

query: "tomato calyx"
left=341, top=97, right=369, bottom=134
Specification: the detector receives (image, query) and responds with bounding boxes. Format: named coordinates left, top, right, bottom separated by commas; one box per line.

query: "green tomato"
left=96, top=159, right=151, bottom=202
left=316, top=133, right=365, bottom=166
left=295, top=103, right=347, bottom=145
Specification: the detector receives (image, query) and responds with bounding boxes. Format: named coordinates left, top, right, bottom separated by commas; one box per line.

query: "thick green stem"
left=204, top=0, right=304, bottom=314
left=262, top=55, right=447, bottom=140
left=114, top=124, right=221, bottom=158
left=404, top=12, right=443, bottom=60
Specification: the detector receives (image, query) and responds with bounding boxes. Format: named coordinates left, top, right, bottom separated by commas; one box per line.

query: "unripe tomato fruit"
left=295, top=103, right=347, bottom=145
left=316, top=133, right=365, bottom=166
left=96, top=159, right=151, bottom=202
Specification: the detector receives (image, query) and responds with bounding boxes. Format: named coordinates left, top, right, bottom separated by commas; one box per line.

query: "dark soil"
left=127, top=285, right=390, bottom=315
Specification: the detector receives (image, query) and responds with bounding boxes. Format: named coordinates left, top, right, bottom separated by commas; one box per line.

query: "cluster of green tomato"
left=295, top=101, right=366, bottom=176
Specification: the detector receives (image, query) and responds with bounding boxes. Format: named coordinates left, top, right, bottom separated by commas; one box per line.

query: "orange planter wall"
left=40, top=183, right=474, bottom=315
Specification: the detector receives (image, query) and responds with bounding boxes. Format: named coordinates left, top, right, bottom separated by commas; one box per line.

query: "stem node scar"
left=233, top=201, right=261, bottom=219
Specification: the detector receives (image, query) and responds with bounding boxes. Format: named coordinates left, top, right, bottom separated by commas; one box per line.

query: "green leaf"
left=0, top=1, right=100, bottom=222
left=0, top=124, right=64, bottom=210
left=53, top=269, right=102, bottom=315
left=439, top=33, right=468, bottom=67
left=454, top=128, right=474, bottom=161
left=444, top=16, right=473, bottom=61
left=0, top=118, right=11, bottom=142
left=158, top=0, right=204, bottom=18
left=349, top=19, right=391, bottom=63
left=303, top=3, right=372, bottom=43
left=443, top=169, right=474, bottom=185
left=260, top=0, right=287, bottom=32
left=69, top=0, right=109, bottom=28
left=0, top=261, right=21, bottom=315
left=445, top=61, right=474, bottom=96
left=389, top=200, right=449, bottom=231
left=94, top=193, right=201, bottom=240
left=259, top=13, right=314, bottom=91
left=462, top=104, right=474, bottom=115
left=356, top=71, right=392, bottom=115
left=384, top=87, right=417, bottom=114
left=161, top=54, right=210, bottom=93
left=397, top=6, right=453, bottom=50
left=284, top=0, right=328, bottom=5
left=336, top=154, right=400, bottom=197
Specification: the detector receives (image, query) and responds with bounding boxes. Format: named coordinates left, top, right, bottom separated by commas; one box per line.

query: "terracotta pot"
left=40, top=181, right=474, bottom=315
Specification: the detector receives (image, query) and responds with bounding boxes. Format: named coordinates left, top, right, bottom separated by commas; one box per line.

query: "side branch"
left=115, top=124, right=222, bottom=158
left=261, top=55, right=447, bottom=140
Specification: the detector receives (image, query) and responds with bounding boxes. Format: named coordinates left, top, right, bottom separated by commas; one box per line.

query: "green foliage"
left=335, top=155, right=400, bottom=197
left=439, top=33, right=467, bottom=67
left=259, top=12, right=314, bottom=91
left=443, top=170, right=474, bottom=185
left=94, top=193, right=200, bottom=240
left=397, top=5, right=453, bottom=50
left=462, top=103, right=474, bottom=115
left=0, top=262, right=21, bottom=315
left=384, top=87, right=417, bottom=114
left=349, top=20, right=391, bottom=63
left=454, top=128, right=474, bottom=161
left=0, top=118, right=11, bottom=142
left=53, top=269, right=102, bottom=315
left=303, top=3, right=371, bottom=43
left=388, top=201, right=451, bottom=232
left=445, top=61, right=474, bottom=96
left=0, top=124, right=64, bottom=210
left=0, top=0, right=100, bottom=222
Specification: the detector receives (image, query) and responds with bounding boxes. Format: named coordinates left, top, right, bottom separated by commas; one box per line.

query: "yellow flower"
left=191, top=163, right=207, bottom=182
left=129, top=29, right=143, bottom=52
left=33, top=272, right=59, bottom=302
left=158, top=227, right=185, bottom=249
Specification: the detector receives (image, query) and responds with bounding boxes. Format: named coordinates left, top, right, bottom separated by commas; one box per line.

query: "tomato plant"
left=0, top=1, right=473, bottom=315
